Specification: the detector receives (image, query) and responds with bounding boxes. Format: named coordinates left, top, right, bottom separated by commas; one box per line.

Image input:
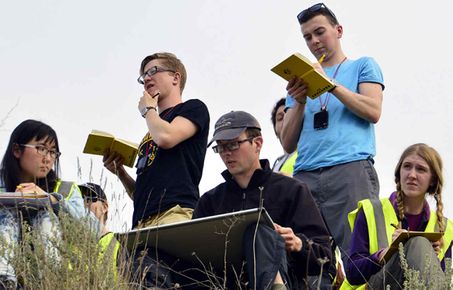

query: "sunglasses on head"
left=297, top=3, right=337, bottom=24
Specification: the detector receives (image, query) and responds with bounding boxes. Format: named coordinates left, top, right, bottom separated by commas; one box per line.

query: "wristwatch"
left=140, top=106, right=156, bottom=118
left=328, top=79, right=338, bottom=92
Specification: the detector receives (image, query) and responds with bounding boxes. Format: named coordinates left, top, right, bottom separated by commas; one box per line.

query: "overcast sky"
left=1, top=1, right=453, bottom=231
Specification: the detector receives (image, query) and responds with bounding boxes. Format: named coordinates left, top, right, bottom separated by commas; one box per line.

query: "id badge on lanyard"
left=313, top=57, right=346, bottom=130
left=313, top=107, right=328, bottom=130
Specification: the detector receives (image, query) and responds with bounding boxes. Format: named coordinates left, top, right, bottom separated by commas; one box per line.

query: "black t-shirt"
left=132, top=99, right=210, bottom=228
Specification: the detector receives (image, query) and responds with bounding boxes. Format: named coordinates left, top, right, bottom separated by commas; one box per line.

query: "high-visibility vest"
left=340, top=198, right=453, bottom=290
left=280, top=153, right=297, bottom=176
left=98, top=232, right=120, bottom=279
left=54, top=180, right=77, bottom=200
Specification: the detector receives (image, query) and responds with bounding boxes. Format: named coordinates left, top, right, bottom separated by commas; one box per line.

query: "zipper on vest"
left=242, top=192, right=246, bottom=209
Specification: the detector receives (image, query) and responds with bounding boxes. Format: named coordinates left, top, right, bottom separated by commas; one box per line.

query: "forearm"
left=332, top=83, right=383, bottom=123
left=346, top=251, right=382, bottom=285
left=144, top=109, right=174, bottom=148
left=116, top=167, right=135, bottom=199
left=280, top=104, right=305, bottom=153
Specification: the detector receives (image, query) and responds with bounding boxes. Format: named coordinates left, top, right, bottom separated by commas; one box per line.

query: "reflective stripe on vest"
left=342, top=197, right=453, bottom=289
left=54, top=180, right=75, bottom=199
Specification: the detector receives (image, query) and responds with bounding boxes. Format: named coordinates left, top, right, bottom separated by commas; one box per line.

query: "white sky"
left=1, top=1, right=453, bottom=231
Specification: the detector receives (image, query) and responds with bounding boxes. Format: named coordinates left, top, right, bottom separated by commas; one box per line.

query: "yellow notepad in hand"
left=83, top=130, right=139, bottom=168
left=271, top=52, right=335, bottom=99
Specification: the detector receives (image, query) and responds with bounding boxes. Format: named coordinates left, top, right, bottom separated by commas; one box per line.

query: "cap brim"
left=207, top=127, right=246, bottom=146
left=78, top=184, right=107, bottom=201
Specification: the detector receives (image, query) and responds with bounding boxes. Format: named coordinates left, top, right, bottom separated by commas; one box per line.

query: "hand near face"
left=138, top=90, right=159, bottom=113
left=102, top=149, right=125, bottom=176
left=286, top=76, right=308, bottom=105
left=274, top=223, right=303, bottom=252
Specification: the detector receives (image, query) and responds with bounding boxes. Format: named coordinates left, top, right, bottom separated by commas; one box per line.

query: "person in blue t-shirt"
left=280, top=3, right=385, bottom=274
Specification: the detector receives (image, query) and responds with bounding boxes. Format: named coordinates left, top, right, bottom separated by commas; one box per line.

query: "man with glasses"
left=193, top=111, right=332, bottom=289
left=103, top=52, right=210, bottom=230
left=280, top=2, right=385, bottom=278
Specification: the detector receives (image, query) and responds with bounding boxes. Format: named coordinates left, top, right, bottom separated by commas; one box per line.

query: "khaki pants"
left=135, top=205, right=193, bottom=229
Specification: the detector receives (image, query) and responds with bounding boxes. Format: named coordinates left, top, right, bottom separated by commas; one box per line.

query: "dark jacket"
left=193, top=160, right=332, bottom=285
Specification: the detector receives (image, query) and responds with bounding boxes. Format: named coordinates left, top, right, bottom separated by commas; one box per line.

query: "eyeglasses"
left=137, top=66, right=176, bottom=84
left=297, top=3, right=337, bottom=24
left=212, top=137, right=254, bottom=154
left=20, top=144, right=61, bottom=159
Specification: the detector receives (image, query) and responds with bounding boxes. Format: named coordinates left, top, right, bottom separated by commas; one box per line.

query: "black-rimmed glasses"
left=297, top=3, right=337, bottom=24
left=20, top=144, right=61, bottom=159
left=212, top=137, right=254, bottom=154
left=137, top=66, right=176, bottom=84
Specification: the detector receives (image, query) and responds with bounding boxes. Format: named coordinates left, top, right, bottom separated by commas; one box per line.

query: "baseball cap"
left=78, top=182, right=107, bottom=202
left=208, top=111, right=261, bottom=146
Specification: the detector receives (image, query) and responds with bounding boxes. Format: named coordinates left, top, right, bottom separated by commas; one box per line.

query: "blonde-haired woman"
left=344, top=143, right=453, bottom=289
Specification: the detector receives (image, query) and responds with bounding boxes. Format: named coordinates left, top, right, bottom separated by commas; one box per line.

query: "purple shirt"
left=346, top=192, right=452, bottom=285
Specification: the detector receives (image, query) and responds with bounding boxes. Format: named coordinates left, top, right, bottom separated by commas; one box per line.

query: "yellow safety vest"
left=340, top=198, right=453, bottom=290
left=280, top=152, right=297, bottom=176
left=98, top=232, right=120, bottom=279
left=54, top=180, right=77, bottom=200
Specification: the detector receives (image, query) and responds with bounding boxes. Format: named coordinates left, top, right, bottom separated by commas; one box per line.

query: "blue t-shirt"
left=286, top=57, right=384, bottom=172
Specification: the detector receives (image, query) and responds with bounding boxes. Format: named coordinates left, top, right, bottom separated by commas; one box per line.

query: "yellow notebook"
left=379, top=231, right=443, bottom=263
left=83, top=130, right=139, bottom=168
left=271, top=53, right=335, bottom=99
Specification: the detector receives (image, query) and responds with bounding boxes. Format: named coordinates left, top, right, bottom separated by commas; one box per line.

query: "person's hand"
left=391, top=228, right=408, bottom=241
left=274, top=223, right=303, bottom=252
left=377, top=247, right=389, bottom=264
left=102, top=149, right=125, bottom=175
left=16, top=183, right=58, bottom=203
left=312, top=62, right=327, bottom=77
left=138, top=90, right=159, bottom=114
left=16, top=183, right=46, bottom=195
left=286, top=76, right=308, bottom=105
left=432, top=239, right=442, bottom=255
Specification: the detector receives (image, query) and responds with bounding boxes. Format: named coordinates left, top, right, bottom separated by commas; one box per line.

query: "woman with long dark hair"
left=0, top=119, right=99, bottom=288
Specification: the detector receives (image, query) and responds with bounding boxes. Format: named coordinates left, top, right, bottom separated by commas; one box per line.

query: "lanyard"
left=318, top=57, right=347, bottom=110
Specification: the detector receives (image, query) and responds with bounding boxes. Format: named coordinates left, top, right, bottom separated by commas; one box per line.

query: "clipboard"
left=116, top=208, right=274, bottom=272
left=379, top=231, right=443, bottom=263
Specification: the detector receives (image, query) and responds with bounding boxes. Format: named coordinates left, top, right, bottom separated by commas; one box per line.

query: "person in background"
left=271, top=98, right=297, bottom=176
left=193, top=110, right=332, bottom=290
left=103, top=52, right=210, bottom=229
left=280, top=3, right=384, bottom=273
left=344, top=143, right=453, bottom=289
left=79, top=182, right=120, bottom=280
left=0, top=119, right=100, bottom=288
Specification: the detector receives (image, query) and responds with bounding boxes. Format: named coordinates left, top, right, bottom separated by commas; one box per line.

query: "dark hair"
left=0, top=119, right=60, bottom=192
left=139, top=52, right=187, bottom=93
left=271, top=98, right=286, bottom=133
left=298, top=4, right=339, bottom=26
left=245, top=128, right=262, bottom=139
